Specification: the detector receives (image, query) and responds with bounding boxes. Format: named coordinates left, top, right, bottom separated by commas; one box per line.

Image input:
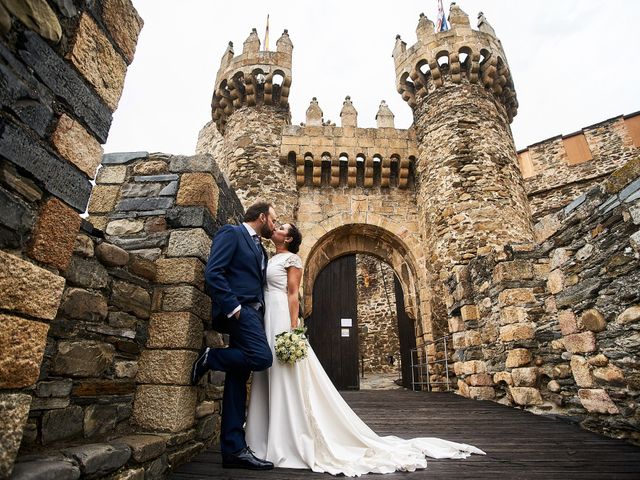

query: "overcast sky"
left=104, top=0, right=640, bottom=155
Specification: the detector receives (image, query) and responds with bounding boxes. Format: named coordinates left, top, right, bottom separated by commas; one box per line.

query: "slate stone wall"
left=0, top=1, right=142, bottom=477
left=9, top=152, right=244, bottom=479
left=446, top=158, right=640, bottom=444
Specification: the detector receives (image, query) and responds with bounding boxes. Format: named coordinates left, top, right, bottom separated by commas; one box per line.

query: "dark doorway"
left=308, top=254, right=359, bottom=390
left=394, top=274, right=417, bottom=389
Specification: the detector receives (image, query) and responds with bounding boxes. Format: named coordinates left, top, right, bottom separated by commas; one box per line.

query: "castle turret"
left=210, top=28, right=297, bottom=219
left=393, top=5, right=533, bottom=276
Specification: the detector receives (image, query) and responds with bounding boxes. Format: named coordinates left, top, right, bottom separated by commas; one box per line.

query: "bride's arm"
left=286, top=266, right=302, bottom=329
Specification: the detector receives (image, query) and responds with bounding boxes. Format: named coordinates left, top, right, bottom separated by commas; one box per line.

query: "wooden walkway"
left=170, top=390, right=640, bottom=479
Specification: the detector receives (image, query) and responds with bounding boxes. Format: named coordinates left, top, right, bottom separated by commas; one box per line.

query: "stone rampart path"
left=171, top=390, right=640, bottom=479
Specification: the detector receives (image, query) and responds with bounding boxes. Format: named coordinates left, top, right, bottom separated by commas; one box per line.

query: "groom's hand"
left=234, top=309, right=241, bottom=319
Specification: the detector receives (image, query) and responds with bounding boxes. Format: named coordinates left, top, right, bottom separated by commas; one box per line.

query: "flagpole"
left=264, top=14, right=270, bottom=50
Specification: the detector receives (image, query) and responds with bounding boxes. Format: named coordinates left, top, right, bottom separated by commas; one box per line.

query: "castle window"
left=436, top=51, right=449, bottom=72
left=272, top=72, right=284, bottom=86
left=479, top=48, right=490, bottom=68
left=563, top=133, right=593, bottom=166
left=417, top=60, right=431, bottom=86
left=400, top=72, right=415, bottom=94
left=458, top=47, right=472, bottom=74
left=390, top=156, right=399, bottom=187
left=304, top=153, right=314, bottom=186
left=624, top=113, right=640, bottom=147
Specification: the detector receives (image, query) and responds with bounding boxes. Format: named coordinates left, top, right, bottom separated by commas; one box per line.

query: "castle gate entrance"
left=308, top=255, right=359, bottom=390
left=301, top=221, right=427, bottom=391
left=308, top=254, right=418, bottom=391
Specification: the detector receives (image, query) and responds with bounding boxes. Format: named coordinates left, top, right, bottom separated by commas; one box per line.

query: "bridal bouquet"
left=275, top=326, right=308, bottom=365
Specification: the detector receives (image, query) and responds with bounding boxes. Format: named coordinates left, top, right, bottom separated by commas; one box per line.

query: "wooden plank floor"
left=170, top=390, right=640, bottom=479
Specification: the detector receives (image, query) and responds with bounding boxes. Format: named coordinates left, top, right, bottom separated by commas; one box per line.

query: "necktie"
left=253, top=235, right=264, bottom=267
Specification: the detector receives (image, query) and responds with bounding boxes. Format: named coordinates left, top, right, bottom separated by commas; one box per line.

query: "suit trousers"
left=206, top=306, right=272, bottom=455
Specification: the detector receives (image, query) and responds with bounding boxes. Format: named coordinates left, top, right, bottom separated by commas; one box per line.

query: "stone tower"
left=211, top=28, right=298, bottom=220
left=393, top=6, right=534, bottom=277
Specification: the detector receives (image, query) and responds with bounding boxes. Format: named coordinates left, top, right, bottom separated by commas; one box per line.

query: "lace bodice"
left=265, top=252, right=302, bottom=294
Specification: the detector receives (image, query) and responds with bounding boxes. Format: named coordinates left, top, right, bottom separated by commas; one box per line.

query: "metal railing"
left=410, top=334, right=452, bottom=391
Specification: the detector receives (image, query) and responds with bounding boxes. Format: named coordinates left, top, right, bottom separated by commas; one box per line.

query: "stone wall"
left=6, top=152, right=244, bottom=478
left=520, top=114, right=640, bottom=220
left=215, top=105, right=298, bottom=221
left=356, top=255, right=400, bottom=374
left=90, top=152, right=242, bottom=438
left=13, top=230, right=158, bottom=478
left=0, top=1, right=142, bottom=477
left=446, top=158, right=640, bottom=444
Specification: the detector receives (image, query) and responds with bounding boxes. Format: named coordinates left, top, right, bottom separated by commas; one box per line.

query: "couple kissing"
left=191, top=201, right=484, bottom=476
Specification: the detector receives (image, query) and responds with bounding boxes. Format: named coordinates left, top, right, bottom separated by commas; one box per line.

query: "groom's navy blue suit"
left=204, top=223, right=272, bottom=455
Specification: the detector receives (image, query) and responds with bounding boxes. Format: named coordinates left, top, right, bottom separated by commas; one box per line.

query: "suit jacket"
left=205, top=224, right=267, bottom=333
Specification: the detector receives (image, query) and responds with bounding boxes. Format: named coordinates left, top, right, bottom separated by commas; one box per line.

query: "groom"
left=191, top=201, right=277, bottom=470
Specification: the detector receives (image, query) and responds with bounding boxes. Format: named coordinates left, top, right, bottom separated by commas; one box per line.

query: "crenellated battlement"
left=281, top=125, right=416, bottom=189
left=211, top=28, right=293, bottom=133
left=280, top=97, right=417, bottom=189
left=393, top=5, right=517, bottom=121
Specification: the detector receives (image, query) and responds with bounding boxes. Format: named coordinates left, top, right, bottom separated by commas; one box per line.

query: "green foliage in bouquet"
left=275, top=326, right=308, bottom=365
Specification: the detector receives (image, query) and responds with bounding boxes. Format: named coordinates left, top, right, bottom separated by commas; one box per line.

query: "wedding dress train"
left=245, top=252, right=485, bottom=476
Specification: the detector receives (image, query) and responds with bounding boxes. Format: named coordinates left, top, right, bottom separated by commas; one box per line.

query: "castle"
left=0, top=2, right=639, bottom=479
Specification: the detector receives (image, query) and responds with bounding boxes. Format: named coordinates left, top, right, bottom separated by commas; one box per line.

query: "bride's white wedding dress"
left=245, top=252, right=484, bottom=476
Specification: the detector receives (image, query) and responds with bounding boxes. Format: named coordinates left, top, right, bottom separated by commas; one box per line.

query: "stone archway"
left=299, top=219, right=432, bottom=344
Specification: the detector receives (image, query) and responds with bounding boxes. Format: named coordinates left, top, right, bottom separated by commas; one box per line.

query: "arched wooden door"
left=307, top=255, right=359, bottom=390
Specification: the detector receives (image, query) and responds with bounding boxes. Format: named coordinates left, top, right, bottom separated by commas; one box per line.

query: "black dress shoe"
left=191, top=347, right=210, bottom=385
left=222, top=447, right=274, bottom=470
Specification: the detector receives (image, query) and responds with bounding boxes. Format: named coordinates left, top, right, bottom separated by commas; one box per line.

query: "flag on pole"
left=436, top=0, right=449, bottom=32
left=264, top=14, right=270, bottom=50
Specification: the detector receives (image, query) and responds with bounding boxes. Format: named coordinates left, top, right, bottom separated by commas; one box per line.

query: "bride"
left=245, top=223, right=485, bottom=476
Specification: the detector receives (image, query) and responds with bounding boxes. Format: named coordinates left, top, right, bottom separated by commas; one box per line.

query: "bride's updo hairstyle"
left=285, top=224, right=302, bottom=254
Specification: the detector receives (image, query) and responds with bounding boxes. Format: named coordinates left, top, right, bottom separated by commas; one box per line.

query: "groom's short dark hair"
left=244, top=202, right=272, bottom=222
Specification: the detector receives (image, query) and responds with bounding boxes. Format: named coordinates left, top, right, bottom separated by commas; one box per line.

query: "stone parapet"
left=9, top=149, right=240, bottom=476
left=85, top=151, right=241, bottom=472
